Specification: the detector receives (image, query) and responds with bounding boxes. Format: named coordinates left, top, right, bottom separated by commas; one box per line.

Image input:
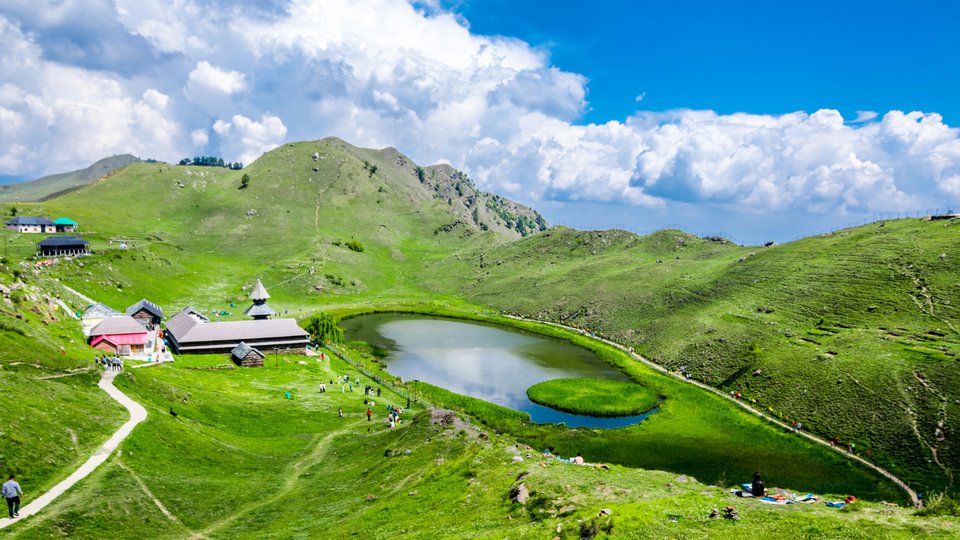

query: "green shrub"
left=345, top=240, right=364, bottom=253
left=916, top=492, right=960, bottom=517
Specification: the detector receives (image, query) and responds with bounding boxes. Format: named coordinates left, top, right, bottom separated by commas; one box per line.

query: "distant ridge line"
left=554, top=205, right=958, bottom=247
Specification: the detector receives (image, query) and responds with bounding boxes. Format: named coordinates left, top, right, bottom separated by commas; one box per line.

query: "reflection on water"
left=340, top=313, right=655, bottom=429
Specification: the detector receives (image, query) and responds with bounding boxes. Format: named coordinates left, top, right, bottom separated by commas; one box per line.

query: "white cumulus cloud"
left=212, top=114, right=287, bottom=167
left=0, top=0, right=958, bottom=235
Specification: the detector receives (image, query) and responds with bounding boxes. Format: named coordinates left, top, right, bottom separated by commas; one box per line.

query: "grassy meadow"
left=6, top=350, right=959, bottom=539
left=426, top=220, right=960, bottom=495
left=0, top=265, right=127, bottom=504
left=0, top=137, right=958, bottom=535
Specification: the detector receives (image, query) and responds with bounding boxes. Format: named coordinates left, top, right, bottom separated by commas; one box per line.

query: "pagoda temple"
left=244, top=278, right=276, bottom=320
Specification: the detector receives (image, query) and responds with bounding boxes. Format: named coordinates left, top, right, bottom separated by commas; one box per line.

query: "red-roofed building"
left=88, top=315, right=149, bottom=355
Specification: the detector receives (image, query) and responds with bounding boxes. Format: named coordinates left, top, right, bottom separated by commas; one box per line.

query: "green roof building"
left=53, top=217, right=78, bottom=232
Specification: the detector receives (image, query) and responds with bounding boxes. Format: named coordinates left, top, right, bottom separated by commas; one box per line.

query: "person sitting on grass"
left=751, top=472, right=765, bottom=497
left=574, top=453, right=585, bottom=465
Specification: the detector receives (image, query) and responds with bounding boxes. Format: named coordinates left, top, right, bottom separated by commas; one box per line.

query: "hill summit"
left=0, top=154, right=141, bottom=203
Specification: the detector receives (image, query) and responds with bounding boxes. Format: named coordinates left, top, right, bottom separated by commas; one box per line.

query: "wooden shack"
left=126, top=298, right=163, bottom=330
left=231, top=342, right=265, bottom=367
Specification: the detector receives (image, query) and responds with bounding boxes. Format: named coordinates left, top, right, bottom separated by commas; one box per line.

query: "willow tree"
left=305, top=313, right=344, bottom=345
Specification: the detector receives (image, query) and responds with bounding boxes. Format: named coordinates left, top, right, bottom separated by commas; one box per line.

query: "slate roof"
left=53, top=217, right=78, bottom=225
left=37, top=236, right=89, bottom=247
left=82, top=302, right=121, bottom=319
left=126, top=298, right=163, bottom=318
left=166, top=307, right=308, bottom=344
left=244, top=302, right=275, bottom=318
left=231, top=341, right=264, bottom=360
left=165, top=308, right=209, bottom=338
left=89, top=315, right=150, bottom=336
left=6, top=216, right=54, bottom=226
left=249, top=278, right=270, bottom=300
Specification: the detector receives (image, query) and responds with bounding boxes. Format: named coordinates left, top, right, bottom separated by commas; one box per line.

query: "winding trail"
left=194, top=427, right=351, bottom=538
left=505, top=315, right=920, bottom=506
left=0, top=370, right=147, bottom=530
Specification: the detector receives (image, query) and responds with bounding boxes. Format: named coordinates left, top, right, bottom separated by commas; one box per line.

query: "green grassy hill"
left=427, top=221, right=960, bottom=494
left=0, top=138, right=544, bottom=312
left=0, top=264, right=127, bottom=505
left=0, top=154, right=140, bottom=203
left=1, top=137, right=958, bottom=536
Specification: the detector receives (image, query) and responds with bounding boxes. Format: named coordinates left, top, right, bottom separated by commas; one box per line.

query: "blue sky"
left=0, top=0, right=958, bottom=243
left=454, top=0, right=960, bottom=126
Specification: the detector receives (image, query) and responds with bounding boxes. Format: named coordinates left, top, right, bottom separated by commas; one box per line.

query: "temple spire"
left=244, top=278, right=275, bottom=320
left=250, top=278, right=271, bottom=300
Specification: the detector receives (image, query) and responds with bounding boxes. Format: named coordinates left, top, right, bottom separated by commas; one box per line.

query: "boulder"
left=509, top=483, right=530, bottom=504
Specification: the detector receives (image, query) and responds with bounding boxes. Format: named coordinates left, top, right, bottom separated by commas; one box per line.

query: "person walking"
left=338, top=407, right=343, bottom=418
left=367, top=408, right=372, bottom=421
left=3, top=475, right=23, bottom=518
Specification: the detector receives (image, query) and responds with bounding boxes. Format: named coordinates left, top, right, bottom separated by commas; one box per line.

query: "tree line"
left=178, top=156, right=243, bottom=169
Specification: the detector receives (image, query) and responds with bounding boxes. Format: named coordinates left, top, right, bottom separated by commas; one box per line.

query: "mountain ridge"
left=0, top=154, right=141, bottom=203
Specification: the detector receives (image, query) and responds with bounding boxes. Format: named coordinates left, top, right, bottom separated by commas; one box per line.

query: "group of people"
left=328, top=374, right=383, bottom=398
left=542, top=447, right=588, bottom=465
left=94, top=355, right=123, bottom=371
left=387, top=406, right=404, bottom=428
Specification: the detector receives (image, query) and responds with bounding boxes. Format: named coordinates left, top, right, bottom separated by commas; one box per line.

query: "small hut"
left=37, top=236, right=90, bottom=257
left=126, top=298, right=163, bottom=330
left=53, top=217, right=79, bottom=232
left=231, top=342, right=265, bottom=367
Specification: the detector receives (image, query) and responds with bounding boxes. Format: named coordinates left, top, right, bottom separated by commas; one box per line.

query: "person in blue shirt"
left=3, top=475, right=23, bottom=518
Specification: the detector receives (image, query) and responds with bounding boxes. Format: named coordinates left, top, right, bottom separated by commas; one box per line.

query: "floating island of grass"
left=526, top=378, right=660, bottom=417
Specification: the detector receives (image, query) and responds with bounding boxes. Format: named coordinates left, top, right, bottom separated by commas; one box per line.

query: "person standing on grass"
left=338, top=407, right=343, bottom=418
left=751, top=472, right=765, bottom=497
left=367, top=408, right=372, bottom=421
left=3, top=475, right=23, bottom=518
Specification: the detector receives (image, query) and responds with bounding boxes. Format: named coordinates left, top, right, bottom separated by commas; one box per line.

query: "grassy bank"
left=0, top=266, right=127, bottom=502
left=526, top=378, right=660, bottom=417
left=8, top=352, right=957, bottom=539
left=336, top=309, right=906, bottom=502
left=434, top=220, right=960, bottom=494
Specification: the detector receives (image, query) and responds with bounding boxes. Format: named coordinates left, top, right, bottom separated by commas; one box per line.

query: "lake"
left=340, top=313, right=656, bottom=428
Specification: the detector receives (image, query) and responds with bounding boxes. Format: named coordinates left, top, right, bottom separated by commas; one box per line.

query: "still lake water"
left=340, top=313, right=656, bottom=428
